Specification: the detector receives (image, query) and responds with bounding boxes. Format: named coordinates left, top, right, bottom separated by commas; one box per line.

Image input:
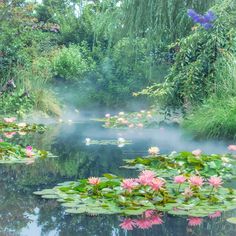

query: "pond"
left=0, top=116, right=236, bottom=236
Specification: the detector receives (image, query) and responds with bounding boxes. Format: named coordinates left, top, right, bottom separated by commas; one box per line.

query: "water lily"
left=228, top=145, right=236, bottom=151
left=88, top=177, right=100, bottom=185
left=182, top=187, right=194, bottom=198
left=174, top=175, right=186, bottom=184
left=208, top=176, right=223, bottom=189
left=3, top=117, right=16, bottom=123
left=150, top=177, right=165, bottom=191
left=137, top=113, right=142, bottom=118
left=135, top=219, right=153, bottom=229
left=17, top=122, right=27, bottom=128
left=85, top=138, right=91, bottom=145
left=138, top=170, right=156, bottom=185
left=18, top=131, right=26, bottom=136
left=128, top=123, right=134, bottom=128
left=26, top=146, right=34, bottom=157
left=192, top=149, right=202, bottom=157
left=121, top=178, right=138, bottom=192
left=148, top=147, right=160, bottom=156
left=105, top=113, right=110, bottom=118
left=188, top=217, right=203, bottom=226
left=4, top=132, right=16, bottom=139
left=189, top=176, right=204, bottom=187
left=208, top=211, right=221, bottom=219
left=118, top=112, right=125, bottom=116
left=137, top=123, right=143, bottom=128
left=117, top=137, right=125, bottom=143
left=144, top=210, right=155, bottom=218
left=150, top=215, right=163, bottom=225
left=119, top=218, right=136, bottom=230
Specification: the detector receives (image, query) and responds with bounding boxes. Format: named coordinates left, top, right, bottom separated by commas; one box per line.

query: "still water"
left=1, top=119, right=236, bottom=236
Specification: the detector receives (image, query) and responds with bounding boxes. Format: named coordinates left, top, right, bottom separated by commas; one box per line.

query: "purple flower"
left=187, top=9, right=198, bottom=18
left=202, top=23, right=213, bottom=30
left=204, top=11, right=216, bottom=22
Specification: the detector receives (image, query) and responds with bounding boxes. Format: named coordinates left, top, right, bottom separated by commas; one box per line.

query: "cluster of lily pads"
left=84, top=137, right=132, bottom=147
left=0, top=117, right=46, bottom=135
left=0, top=117, right=51, bottom=164
left=96, top=110, right=161, bottom=129
left=34, top=147, right=236, bottom=222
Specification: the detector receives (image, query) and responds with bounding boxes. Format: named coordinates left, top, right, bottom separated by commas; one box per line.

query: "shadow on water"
left=0, top=117, right=236, bottom=236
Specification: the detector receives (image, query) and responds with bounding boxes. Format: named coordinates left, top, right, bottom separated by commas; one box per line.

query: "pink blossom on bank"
left=4, top=132, right=16, bottom=139
left=192, top=149, right=202, bottom=156
left=119, top=218, right=136, bottom=230
left=188, top=217, right=203, bottom=227
left=189, top=176, right=204, bottom=187
left=174, top=175, right=186, bottom=184
left=228, top=145, right=236, bottom=151
left=208, top=176, right=223, bottom=188
left=208, top=211, right=221, bottom=219
left=150, top=177, right=165, bottom=191
left=135, top=219, right=153, bottom=229
left=121, top=178, right=138, bottom=192
left=88, top=177, right=101, bottom=185
left=3, top=117, right=16, bottom=123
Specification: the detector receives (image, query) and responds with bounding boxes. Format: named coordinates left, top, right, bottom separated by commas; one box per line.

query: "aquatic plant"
left=123, top=149, right=236, bottom=180
left=0, top=141, right=53, bottom=164
left=84, top=138, right=132, bottom=147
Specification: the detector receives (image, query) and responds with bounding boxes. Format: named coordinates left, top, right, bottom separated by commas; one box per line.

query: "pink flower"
left=137, top=113, right=142, bottom=118
left=129, top=123, right=134, bottom=128
left=138, top=170, right=156, bottom=185
left=208, top=176, right=223, bottom=188
left=144, top=210, right=155, bottom=218
left=4, top=132, right=16, bottom=139
left=119, top=218, right=136, bottom=230
left=174, top=175, right=186, bottom=184
left=150, top=215, right=163, bottom=225
left=121, top=178, right=138, bottom=192
left=88, top=177, right=101, bottom=185
left=0, top=138, right=4, bottom=142
left=121, top=119, right=129, bottom=125
left=228, top=145, right=236, bottom=151
left=182, top=187, right=194, bottom=198
left=192, top=149, right=202, bottom=156
left=105, top=113, right=110, bottom=118
left=135, top=219, right=153, bottom=229
left=137, top=123, right=143, bottom=128
left=26, top=146, right=34, bottom=157
left=188, top=217, right=203, bottom=227
left=189, top=176, right=204, bottom=187
left=208, top=211, right=221, bottom=219
left=3, top=117, right=16, bottom=123
left=150, top=178, right=165, bottom=191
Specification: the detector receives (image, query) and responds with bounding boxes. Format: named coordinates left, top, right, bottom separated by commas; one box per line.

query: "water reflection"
left=0, top=121, right=236, bottom=235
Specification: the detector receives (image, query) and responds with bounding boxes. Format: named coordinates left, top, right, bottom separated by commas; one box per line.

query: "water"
left=1, top=119, right=236, bottom=236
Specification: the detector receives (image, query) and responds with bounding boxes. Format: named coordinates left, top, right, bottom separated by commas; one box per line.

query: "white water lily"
left=148, top=147, right=160, bottom=155
left=85, top=138, right=91, bottom=145
left=117, top=137, right=125, bottom=143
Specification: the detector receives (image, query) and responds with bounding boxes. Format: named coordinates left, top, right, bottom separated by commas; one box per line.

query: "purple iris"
left=187, top=9, right=216, bottom=30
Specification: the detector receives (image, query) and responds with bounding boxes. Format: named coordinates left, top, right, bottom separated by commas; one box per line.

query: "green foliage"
left=182, top=96, right=236, bottom=139
left=138, top=0, right=236, bottom=109
left=52, top=44, right=95, bottom=81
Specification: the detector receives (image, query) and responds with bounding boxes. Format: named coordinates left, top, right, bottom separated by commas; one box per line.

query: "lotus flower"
left=119, top=218, right=136, bottom=230
left=148, top=147, right=160, bottom=156
left=88, top=177, right=100, bottom=185
left=208, top=176, right=223, bottom=188
left=188, top=217, right=203, bottom=226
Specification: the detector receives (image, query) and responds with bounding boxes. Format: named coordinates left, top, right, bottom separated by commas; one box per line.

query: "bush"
left=51, top=44, right=95, bottom=81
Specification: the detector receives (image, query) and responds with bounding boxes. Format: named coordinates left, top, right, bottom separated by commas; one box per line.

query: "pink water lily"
left=135, top=219, right=153, bottom=229
left=188, top=217, right=203, bottom=226
left=119, top=218, right=136, bottom=230
left=189, top=176, right=204, bottom=187
left=138, top=170, right=156, bottom=185
left=88, top=177, right=100, bottom=185
left=105, top=113, right=110, bottom=118
left=144, top=210, right=155, bottom=218
left=228, top=145, right=236, bottom=151
left=150, top=215, right=163, bottom=225
left=4, top=132, right=16, bottom=139
left=150, top=177, right=165, bottom=191
left=26, top=146, right=34, bottom=157
left=208, top=176, right=223, bottom=188
left=121, top=178, right=138, bottom=192
left=192, top=149, right=202, bottom=156
left=3, top=117, right=16, bottom=123
left=137, top=123, right=143, bottom=128
left=174, top=175, right=186, bottom=184
left=208, top=211, right=221, bottom=218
